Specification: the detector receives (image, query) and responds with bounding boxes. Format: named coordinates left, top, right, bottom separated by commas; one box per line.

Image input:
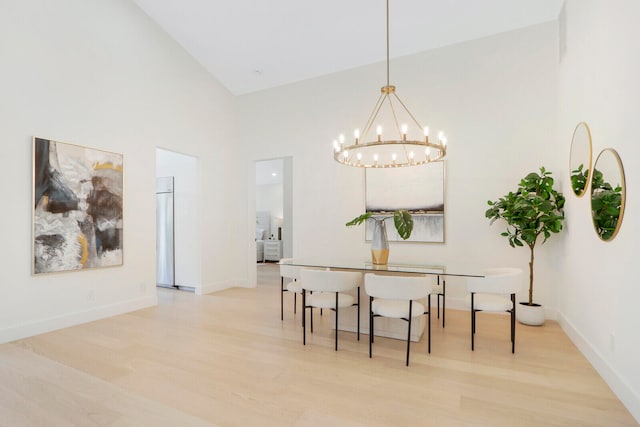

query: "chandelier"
left=333, top=0, right=447, bottom=168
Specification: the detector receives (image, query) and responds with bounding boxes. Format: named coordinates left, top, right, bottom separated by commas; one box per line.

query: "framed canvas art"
left=33, top=137, right=123, bottom=274
left=365, top=161, right=445, bottom=243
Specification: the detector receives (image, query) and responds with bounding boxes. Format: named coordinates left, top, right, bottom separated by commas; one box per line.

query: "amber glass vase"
left=371, top=219, right=389, bottom=265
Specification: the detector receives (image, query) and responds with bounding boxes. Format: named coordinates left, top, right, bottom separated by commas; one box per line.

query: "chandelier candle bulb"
left=376, top=125, right=382, bottom=142
left=401, top=124, right=408, bottom=140
left=339, top=134, right=345, bottom=144
left=354, top=129, right=360, bottom=144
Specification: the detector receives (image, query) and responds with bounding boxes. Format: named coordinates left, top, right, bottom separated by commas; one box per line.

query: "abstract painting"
left=365, top=161, right=445, bottom=243
left=33, top=137, right=123, bottom=274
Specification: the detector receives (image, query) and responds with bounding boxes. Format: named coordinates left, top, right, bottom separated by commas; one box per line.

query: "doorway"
left=255, top=157, right=292, bottom=268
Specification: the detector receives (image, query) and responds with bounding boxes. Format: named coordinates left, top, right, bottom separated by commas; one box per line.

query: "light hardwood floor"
left=1, top=263, right=636, bottom=426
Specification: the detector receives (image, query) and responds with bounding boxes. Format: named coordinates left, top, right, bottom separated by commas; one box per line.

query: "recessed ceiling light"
left=271, top=172, right=277, bottom=176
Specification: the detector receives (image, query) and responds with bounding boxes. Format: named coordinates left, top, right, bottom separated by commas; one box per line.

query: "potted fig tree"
left=485, top=167, right=565, bottom=325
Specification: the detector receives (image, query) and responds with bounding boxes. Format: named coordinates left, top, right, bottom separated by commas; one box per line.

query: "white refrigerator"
left=156, top=176, right=175, bottom=287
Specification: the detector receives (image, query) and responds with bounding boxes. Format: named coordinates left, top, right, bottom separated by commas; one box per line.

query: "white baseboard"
left=559, top=313, right=640, bottom=424
left=199, top=278, right=248, bottom=295
left=0, top=295, right=157, bottom=344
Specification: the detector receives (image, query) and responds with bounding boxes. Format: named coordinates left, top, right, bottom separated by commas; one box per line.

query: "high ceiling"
left=131, top=0, right=563, bottom=95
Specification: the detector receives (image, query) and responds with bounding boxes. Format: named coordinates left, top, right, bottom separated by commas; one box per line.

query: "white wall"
left=156, top=148, right=200, bottom=289
left=238, top=23, right=561, bottom=310
left=0, top=0, right=244, bottom=342
left=557, top=0, right=640, bottom=420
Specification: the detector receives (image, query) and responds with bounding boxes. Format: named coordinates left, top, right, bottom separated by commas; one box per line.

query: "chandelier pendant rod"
left=386, top=0, right=390, bottom=87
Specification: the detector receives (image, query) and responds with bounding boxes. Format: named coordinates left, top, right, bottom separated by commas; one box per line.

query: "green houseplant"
left=570, top=163, right=589, bottom=196
left=570, top=164, right=623, bottom=240
left=346, top=210, right=413, bottom=265
left=346, top=210, right=414, bottom=239
left=485, top=167, right=565, bottom=325
left=590, top=168, right=623, bottom=240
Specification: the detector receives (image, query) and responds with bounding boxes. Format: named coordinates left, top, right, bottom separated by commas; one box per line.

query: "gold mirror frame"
left=590, top=148, right=626, bottom=242
left=569, top=122, right=593, bottom=197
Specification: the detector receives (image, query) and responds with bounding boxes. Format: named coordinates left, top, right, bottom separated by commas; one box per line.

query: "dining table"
left=280, top=258, right=486, bottom=342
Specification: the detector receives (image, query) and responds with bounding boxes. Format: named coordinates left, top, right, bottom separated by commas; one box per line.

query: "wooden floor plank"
left=1, top=263, right=636, bottom=426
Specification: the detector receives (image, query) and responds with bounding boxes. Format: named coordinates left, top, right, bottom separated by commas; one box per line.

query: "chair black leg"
left=370, top=295, right=375, bottom=345
left=280, top=277, right=284, bottom=321
left=436, top=276, right=441, bottom=319
left=302, top=289, right=306, bottom=345
left=357, top=286, right=360, bottom=341
left=511, top=293, right=516, bottom=354
left=471, top=292, right=475, bottom=351
left=406, top=300, right=413, bottom=366
left=335, top=292, right=339, bottom=351
left=442, top=279, right=446, bottom=328
left=310, top=299, right=314, bottom=333
left=427, top=294, right=431, bottom=354
left=369, top=296, right=373, bottom=358
left=294, top=292, right=297, bottom=314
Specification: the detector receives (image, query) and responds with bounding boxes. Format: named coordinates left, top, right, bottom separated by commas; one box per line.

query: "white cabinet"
left=264, top=240, right=283, bottom=261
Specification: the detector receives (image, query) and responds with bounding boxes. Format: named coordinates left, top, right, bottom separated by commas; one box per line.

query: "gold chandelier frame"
left=333, top=0, right=447, bottom=168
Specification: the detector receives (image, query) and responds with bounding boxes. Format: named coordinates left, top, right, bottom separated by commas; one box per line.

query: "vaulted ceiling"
left=132, top=0, right=563, bottom=95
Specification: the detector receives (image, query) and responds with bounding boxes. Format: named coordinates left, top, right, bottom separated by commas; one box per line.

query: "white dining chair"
left=279, top=260, right=326, bottom=323
left=279, top=259, right=301, bottom=321
left=365, top=273, right=435, bottom=366
left=300, top=269, right=362, bottom=351
left=465, top=267, right=523, bottom=353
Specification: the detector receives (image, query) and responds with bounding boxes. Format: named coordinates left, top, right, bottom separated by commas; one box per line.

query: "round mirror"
left=591, top=148, right=626, bottom=241
left=569, top=122, right=592, bottom=197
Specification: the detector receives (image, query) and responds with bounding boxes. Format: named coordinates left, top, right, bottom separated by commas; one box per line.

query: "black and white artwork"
left=365, top=161, right=445, bottom=243
left=33, top=137, right=123, bottom=274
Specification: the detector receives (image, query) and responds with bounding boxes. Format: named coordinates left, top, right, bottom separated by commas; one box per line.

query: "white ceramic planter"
left=517, top=302, right=545, bottom=326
